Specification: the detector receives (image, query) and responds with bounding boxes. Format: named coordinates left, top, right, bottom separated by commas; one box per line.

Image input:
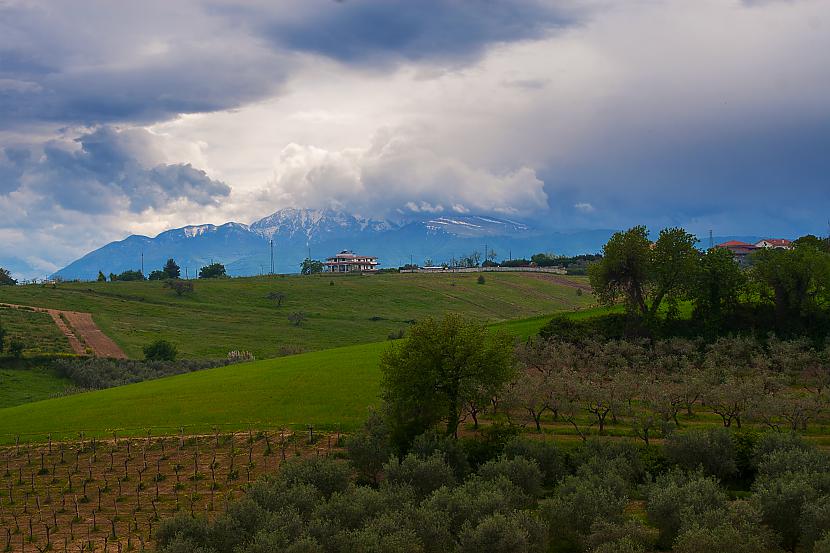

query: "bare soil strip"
left=0, top=303, right=127, bottom=359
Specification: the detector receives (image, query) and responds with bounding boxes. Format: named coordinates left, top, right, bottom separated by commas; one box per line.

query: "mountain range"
left=50, top=208, right=620, bottom=280
left=45, top=208, right=776, bottom=280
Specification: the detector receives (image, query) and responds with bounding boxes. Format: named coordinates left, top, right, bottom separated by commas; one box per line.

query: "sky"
left=1, top=0, right=829, bottom=278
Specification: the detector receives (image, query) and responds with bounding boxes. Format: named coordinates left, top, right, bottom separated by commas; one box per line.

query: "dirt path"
left=0, top=302, right=127, bottom=359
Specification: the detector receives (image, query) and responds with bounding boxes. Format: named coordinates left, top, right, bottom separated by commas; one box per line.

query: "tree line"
left=589, top=226, right=830, bottom=337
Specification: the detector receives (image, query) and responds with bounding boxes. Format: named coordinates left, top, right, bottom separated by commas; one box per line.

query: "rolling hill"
left=0, top=314, right=554, bottom=444
left=0, top=272, right=593, bottom=359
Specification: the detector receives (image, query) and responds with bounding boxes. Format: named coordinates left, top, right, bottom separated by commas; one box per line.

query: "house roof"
left=717, top=240, right=754, bottom=247
left=757, top=238, right=792, bottom=247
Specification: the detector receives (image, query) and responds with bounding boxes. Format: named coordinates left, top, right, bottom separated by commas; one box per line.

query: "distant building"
left=715, top=240, right=758, bottom=264
left=324, top=250, right=379, bottom=273
left=754, top=238, right=792, bottom=249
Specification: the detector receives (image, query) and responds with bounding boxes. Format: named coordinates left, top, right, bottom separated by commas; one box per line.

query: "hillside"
left=0, top=272, right=593, bottom=359
left=0, top=315, right=552, bottom=444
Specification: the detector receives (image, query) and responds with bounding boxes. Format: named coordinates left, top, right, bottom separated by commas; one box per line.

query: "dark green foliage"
left=115, top=269, right=145, bottom=281
left=96, top=270, right=106, bottom=282
left=143, top=339, right=178, bottom=361
left=457, top=511, right=547, bottom=553
left=346, top=409, right=392, bottom=484
left=8, top=338, right=24, bottom=358
left=752, top=241, right=830, bottom=331
left=410, top=430, right=470, bottom=479
left=585, top=520, right=658, bottom=553
left=752, top=444, right=830, bottom=552
left=646, top=469, right=727, bottom=549
left=199, top=263, right=226, bottom=279
left=300, top=258, right=324, bottom=275
left=148, top=270, right=167, bottom=281
left=502, top=437, right=570, bottom=488
left=0, top=267, right=17, bottom=285
left=157, top=455, right=542, bottom=553
left=541, top=470, right=629, bottom=549
left=279, top=458, right=351, bottom=499
left=477, top=456, right=543, bottom=498
left=691, top=246, right=746, bottom=331
left=672, top=501, right=781, bottom=553
left=381, top=314, right=516, bottom=446
left=477, top=275, right=486, bottom=284
left=384, top=453, right=456, bottom=499
left=751, top=432, right=810, bottom=471
left=664, top=427, right=737, bottom=481
left=0, top=319, right=5, bottom=353
left=53, top=357, right=232, bottom=390
left=163, top=258, right=181, bottom=279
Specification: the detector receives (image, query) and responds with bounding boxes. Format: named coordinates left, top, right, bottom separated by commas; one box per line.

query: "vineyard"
left=0, top=429, right=342, bottom=552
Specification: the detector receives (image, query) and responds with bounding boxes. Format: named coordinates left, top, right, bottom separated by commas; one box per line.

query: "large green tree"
left=380, top=314, right=515, bottom=447
left=691, top=246, right=746, bottom=324
left=300, top=258, right=324, bottom=275
left=752, top=240, right=830, bottom=326
left=198, top=263, right=226, bottom=279
left=589, top=226, right=698, bottom=319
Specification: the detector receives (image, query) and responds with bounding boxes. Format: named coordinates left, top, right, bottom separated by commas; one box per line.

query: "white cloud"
left=574, top=202, right=595, bottom=213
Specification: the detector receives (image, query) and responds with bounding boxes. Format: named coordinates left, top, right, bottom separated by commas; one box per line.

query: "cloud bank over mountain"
left=1, top=0, right=829, bottom=278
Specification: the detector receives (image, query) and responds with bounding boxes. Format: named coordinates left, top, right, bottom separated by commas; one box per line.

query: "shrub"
left=664, top=427, right=737, bottom=481
left=503, top=437, right=570, bottom=488
left=143, top=339, right=178, bottom=361
left=8, top=338, right=24, bottom=358
left=673, top=501, right=781, bottom=553
left=410, top=430, right=470, bottom=479
left=541, top=472, right=629, bottom=549
left=458, top=511, right=547, bottom=553
left=478, top=456, right=543, bottom=498
left=384, top=453, right=456, bottom=499
left=288, top=312, right=307, bottom=327
left=477, top=275, right=486, bottom=284
left=646, top=470, right=727, bottom=549
left=165, top=279, right=194, bottom=296
left=802, top=496, right=830, bottom=552
left=279, top=458, right=350, bottom=499
left=346, top=409, right=392, bottom=484
left=586, top=520, right=658, bottom=553
left=752, top=431, right=811, bottom=470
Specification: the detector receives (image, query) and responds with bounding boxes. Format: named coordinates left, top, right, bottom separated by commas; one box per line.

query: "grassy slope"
left=0, top=315, right=552, bottom=444
left=0, top=306, right=72, bottom=355
left=0, top=365, right=71, bottom=409
left=0, top=273, right=591, bottom=359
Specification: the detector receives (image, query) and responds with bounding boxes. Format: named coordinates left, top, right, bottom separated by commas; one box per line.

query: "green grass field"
left=0, top=314, right=552, bottom=444
left=0, top=305, right=72, bottom=355
left=0, top=272, right=592, bottom=359
left=0, top=363, right=71, bottom=409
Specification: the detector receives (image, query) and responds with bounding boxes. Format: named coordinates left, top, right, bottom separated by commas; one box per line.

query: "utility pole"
left=140, top=252, right=144, bottom=275
left=709, top=229, right=713, bottom=250
left=270, top=239, right=274, bottom=275
left=410, top=254, right=413, bottom=267
left=185, top=267, right=188, bottom=280
left=484, top=244, right=488, bottom=264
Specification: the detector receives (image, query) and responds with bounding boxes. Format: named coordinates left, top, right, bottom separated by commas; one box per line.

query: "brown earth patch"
left=0, top=304, right=126, bottom=359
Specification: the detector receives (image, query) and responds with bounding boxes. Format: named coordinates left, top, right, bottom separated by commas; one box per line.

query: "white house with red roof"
left=754, top=238, right=792, bottom=249
left=324, top=250, right=379, bottom=273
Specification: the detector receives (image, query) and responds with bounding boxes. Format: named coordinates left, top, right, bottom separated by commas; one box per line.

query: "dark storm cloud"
left=254, top=0, right=572, bottom=65
left=0, top=1, right=290, bottom=128
left=17, top=126, right=230, bottom=214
